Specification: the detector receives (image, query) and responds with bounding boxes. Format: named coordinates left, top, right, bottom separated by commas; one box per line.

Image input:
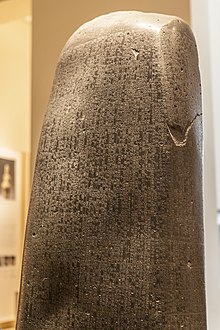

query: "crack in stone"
left=167, top=113, right=202, bottom=147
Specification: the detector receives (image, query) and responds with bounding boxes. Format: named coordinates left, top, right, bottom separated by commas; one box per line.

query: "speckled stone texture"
left=16, top=11, right=206, bottom=330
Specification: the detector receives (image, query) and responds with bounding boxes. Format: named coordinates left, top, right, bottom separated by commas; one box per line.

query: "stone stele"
left=16, top=11, right=206, bottom=330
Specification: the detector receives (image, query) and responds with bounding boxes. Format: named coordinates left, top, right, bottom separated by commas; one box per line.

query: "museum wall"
left=0, top=0, right=30, bottom=24
left=0, top=1, right=32, bottom=326
left=31, top=0, right=190, bottom=174
left=0, top=10, right=31, bottom=240
left=209, top=0, right=220, bottom=211
left=0, top=19, right=31, bottom=154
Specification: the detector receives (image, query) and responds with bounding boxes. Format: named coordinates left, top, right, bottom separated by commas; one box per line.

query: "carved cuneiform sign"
left=16, top=12, right=206, bottom=330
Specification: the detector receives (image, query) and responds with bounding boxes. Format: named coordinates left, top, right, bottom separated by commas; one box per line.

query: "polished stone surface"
left=16, top=11, right=206, bottom=329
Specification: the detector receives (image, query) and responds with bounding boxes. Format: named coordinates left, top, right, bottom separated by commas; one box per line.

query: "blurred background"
left=0, top=0, right=219, bottom=329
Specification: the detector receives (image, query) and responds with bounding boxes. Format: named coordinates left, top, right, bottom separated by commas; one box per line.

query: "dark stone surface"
left=16, top=12, right=206, bottom=329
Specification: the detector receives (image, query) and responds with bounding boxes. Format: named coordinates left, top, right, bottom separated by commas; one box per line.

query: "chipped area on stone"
left=16, top=11, right=206, bottom=330
left=167, top=113, right=202, bottom=147
left=131, top=48, right=140, bottom=60
left=187, top=261, right=193, bottom=269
